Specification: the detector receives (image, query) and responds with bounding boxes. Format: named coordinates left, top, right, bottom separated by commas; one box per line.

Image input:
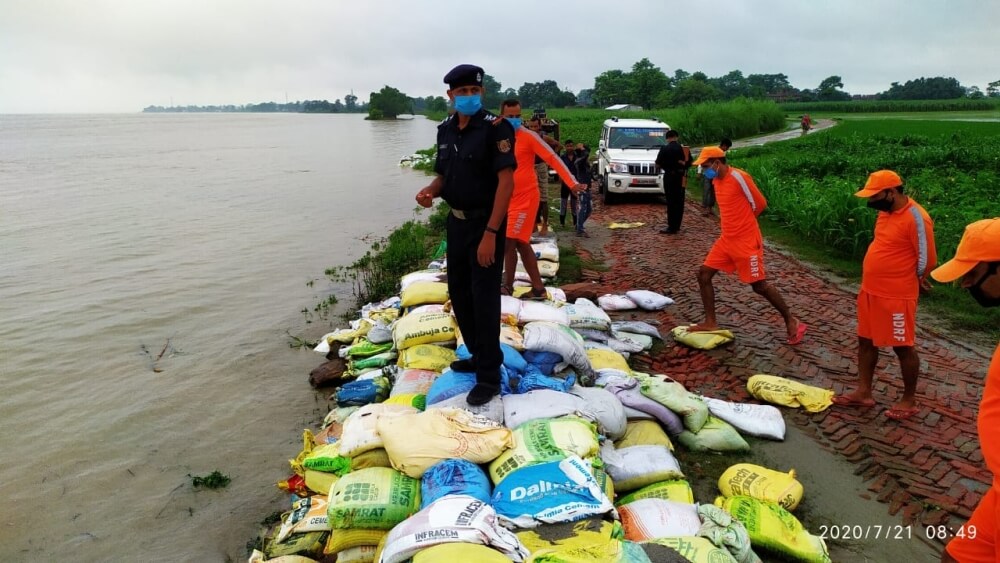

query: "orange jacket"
left=861, top=199, right=937, bottom=300
left=512, top=128, right=578, bottom=201
left=714, top=167, right=767, bottom=252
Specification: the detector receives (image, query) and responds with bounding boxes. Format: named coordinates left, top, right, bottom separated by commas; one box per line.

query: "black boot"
left=466, top=383, right=501, bottom=406
left=450, top=358, right=476, bottom=372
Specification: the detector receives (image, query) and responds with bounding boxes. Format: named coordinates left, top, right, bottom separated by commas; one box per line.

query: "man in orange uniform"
left=833, top=170, right=937, bottom=420
left=498, top=99, right=582, bottom=298
left=935, top=219, right=1000, bottom=562
left=688, top=146, right=806, bottom=344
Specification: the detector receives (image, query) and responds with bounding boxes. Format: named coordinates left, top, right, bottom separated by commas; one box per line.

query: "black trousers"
left=664, top=174, right=686, bottom=232
left=446, top=213, right=506, bottom=387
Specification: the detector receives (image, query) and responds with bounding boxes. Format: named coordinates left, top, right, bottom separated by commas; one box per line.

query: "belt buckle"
left=452, top=209, right=467, bottom=220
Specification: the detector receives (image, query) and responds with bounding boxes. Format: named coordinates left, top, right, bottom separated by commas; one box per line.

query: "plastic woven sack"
left=522, top=322, right=595, bottom=386
left=421, top=459, right=492, bottom=509
left=502, top=389, right=587, bottom=430
left=569, top=385, right=627, bottom=440
left=614, top=420, right=674, bottom=451
left=489, top=417, right=600, bottom=484
left=424, top=369, right=477, bottom=405
left=616, top=480, right=694, bottom=506
left=392, top=311, right=457, bottom=350
left=389, top=369, right=438, bottom=397
left=714, top=496, right=830, bottom=563
left=333, top=376, right=390, bottom=407
left=700, top=396, right=786, bottom=441
left=399, top=281, right=449, bottom=308
left=604, top=378, right=684, bottom=436
left=491, top=456, right=617, bottom=528
left=746, top=374, right=834, bottom=413
left=396, top=344, right=455, bottom=371
left=326, top=467, right=420, bottom=530
left=697, top=503, right=762, bottom=563
left=412, top=543, right=512, bottom=563
left=671, top=325, right=735, bottom=350
left=603, top=444, right=684, bottom=493
left=625, top=289, right=675, bottom=311
left=619, top=498, right=701, bottom=541
left=565, top=299, right=612, bottom=331
left=677, top=416, right=750, bottom=453
left=597, top=294, right=637, bottom=311
left=637, top=374, right=709, bottom=433
left=718, top=464, right=803, bottom=511
left=642, top=537, right=738, bottom=563
left=338, top=403, right=419, bottom=457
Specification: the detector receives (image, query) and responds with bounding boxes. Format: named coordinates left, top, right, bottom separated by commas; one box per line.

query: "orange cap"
left=931, top=218, right=1000, bottom=282
left=855, top=170, right=903, bottom=197
left=693, top=146, right=727, bottom=166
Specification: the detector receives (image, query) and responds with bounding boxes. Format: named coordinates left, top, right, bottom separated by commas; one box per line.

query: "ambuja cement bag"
left=670, top=325, right=734, bottom=350
left=746, top=375, right=834, bottom=413
left=399, top=281, right=448, bottom=308
left=396, top=344, right=455, bottom=372
left=718, top=464, right=803, bottom=511
left=392, top=312, right=457, bottom=351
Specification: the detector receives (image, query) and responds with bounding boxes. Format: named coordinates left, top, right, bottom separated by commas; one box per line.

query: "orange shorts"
left=945, top=485, right=998, bottom=562
left=507, top=190, right=540, bottom=243
left=856, top=289, right=916, bottom=347
left=703, top=238, right=766, bottom=284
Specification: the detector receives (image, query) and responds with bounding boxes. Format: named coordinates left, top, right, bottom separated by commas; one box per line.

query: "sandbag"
left=576, top=328, right=610, bottom=343
left=381, top=393, right=425, bottom=410
left=510, top=365, right=576, bottom=394
left=396, top=344, right=455, bottom=371
left=531, top=240, right=560, bottom=262
left=399, top=270, right=446, bottom=291
left=523, top=350, right=566, bottom=375
left=365, top=321, right=393, bottom=345
left=611, top=321, right=662, bottom=340
left=343, top=339, right=394, bottom=359
left=607, top=337, right=645, bottom=354
left=389, top=369, right=438, bottom=397
left=586, top=348, right=631, bottom=375
left=399, top=281, right=449, bottom=308
left=604, top=379, right=684, bottom=436
left=277, top=495, right=330, bottom=542
left=392, top=311, right=457, bottom=351
left=643, top=537, right=738, bottom=563
left=503, top=389, right=587, bottom=430
left=532, top=540, right=655, bottom=563
left=516, top=517, right=620, bottom=559
left=611, top=330, right=653, bottom=351
left=426, top=392, right=504, bottom=424
left=619, top=498, right=701, bottom=541
left=489, top=417, right=600, bottom=485
left=718, top=464, right=803, bottom=512
left=339, top=404, right=419, bottom=458
left=614, top=420, right=674, bottom=451
left=603, top=444, right=684, bottom=493
left=746, top=374, right=834, bottom=413
left=568, top=385, right=627, bottom=440
left=625, top=289, right=674, bottom=311
left=700, top=396, right=786, bottom=441
left=671, top=325, right=735, bottom=350
left=262, top=528, right=328, bottom=560
left=518, top=259, right=559, bottom=278
left=379, top=495, right=529, bottom=563
left=622, top=405, right=656, bottom=421
left=421, top=459, right=492, bottom=509
left=335, top=545, right=377, bottom=563
left=302, top=443, right=351, bottom=475
left=327, top=467, right=420, bottom=530
left=519, top=301, right=571, bottom=326
left=617, top=480, right=694, bottom=506
left=249, top=550, right=319, bottom=563
left=350, top=448, right=391, bottom=470
left=404, top=303, right=445, bottom=315
left=565, top=299, right=612, bottom=331
left=637, top=374, right=709, bottom=433
left=522, top=322, right=595, bottom=386
left=501, top=295, right=523, bottom=324
left=377, top=407, right=513, bottom=478
left=412, top=543, right=511, bottom=563
left=324, top=529, right=386, bottom=556
left=491, top=456, right=617, bottom=528
left=714, top=496, right=830, bottom=563
left=697, top=504, right=761, bottom=563
left=597, top=294, right=637, bottom=311
left=500, top=323, right=526, bottom=351
left=677, top=416, right=750, bottom=453
left=333, top=376, right=390, bottom=407
left=304, top=469, right=339, bottom=496
left=424, top=370, right=477, bottom=405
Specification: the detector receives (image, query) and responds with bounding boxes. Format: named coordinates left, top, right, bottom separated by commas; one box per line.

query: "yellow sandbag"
left=489, top=417, right=600, bottom=484
left=412, top=543, right=512, bottom=562
left=304, top=470, right=339, bottom=496
left=670, top=325, right=734, bottom=350
left=607, top=222, right=645, bottom=229
left=392, top=312, right=457, bottom=351
left=382, top=393, right=426, bottom=410
left=500, top=323, right=525, bottom=350
left=324, top=529, right=387, bottom=555
left=324, top=319, right=375, bottom=345
left=334, top=545, right=377, bottom=563
left=586, top=348, right=631, bottom=374
left=290, top=429, right=318, bottom=476
left=642, top=537, right=738, bottom=563
left=264, top=530, right=328, bottom=559
left=302, top=443, right=351, bottom=475
left=719, top=463, right=804, bottom=511
left=400, top=281, right=449, bottom=308
left=350, top=448, right=391, bottom=470
left=614, top=420, right=674, bottom=451
left=396, top=344, right=456, bottom=371
left=715, top=495, right=831, bottom=563
left=747, top=374, right=834, bottom=413
left=249, top=551, right=318, bottom=563
left=616, top=480, right=694, bottom=506
left=517, top=517, right=620, bottom=554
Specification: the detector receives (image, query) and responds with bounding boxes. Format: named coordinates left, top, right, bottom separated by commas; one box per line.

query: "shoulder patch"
left=497, top=139, right=511, bottom=153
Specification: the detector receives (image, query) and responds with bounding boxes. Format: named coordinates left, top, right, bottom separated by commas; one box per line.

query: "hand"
left=477, top=235, right=496, bottom=267
left=919, top=277, right=933, bottom=295
left=415, top=187, right=435, bottom=208
left=572, top=183, right=586, bottom=194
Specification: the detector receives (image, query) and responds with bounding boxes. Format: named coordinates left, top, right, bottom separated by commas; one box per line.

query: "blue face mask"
left=454, top=95, right=482, bottom=116
left=703, top=166, right=718, bottom=180
left=506, top=117, right=522, bottom=130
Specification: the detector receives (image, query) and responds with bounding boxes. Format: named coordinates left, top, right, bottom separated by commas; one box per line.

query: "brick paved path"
left=574, top=194, right=993, bottom=537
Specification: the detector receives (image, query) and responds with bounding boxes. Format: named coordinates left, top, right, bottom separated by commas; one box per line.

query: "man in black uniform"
left=415, top=64, right=517, bottom=406
left=655, top=129, right=692, bottom=234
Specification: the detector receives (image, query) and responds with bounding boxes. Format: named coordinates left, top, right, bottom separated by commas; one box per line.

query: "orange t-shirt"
left=511, top=128, right=577, bottom=205
left=980, top=344, right=1000, bottom=479
left=861, top=199, right=937, bottom=300
left=714, top=167, right=768, bottom=253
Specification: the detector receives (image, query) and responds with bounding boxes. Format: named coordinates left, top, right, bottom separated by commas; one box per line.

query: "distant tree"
left=880, top=76, right=965, bottom=100
left=333, top=99, right=344, bottom=112
left=988, top=80, right=1000, bottom=98
left=576, top=88, right=595, bottom=106
left=483, top=74, right=505, bottom=110
left=817, top=75, right=851, bottom=101
left=967, top=86, right=985, bottom=99
left=673, top=69, right=691, bottom=84
left=628, top=58, right=670, bottom=110
left=368, top=85, right=410, bottom=119
left=593, top=69, right=631, bottom=107
left=425, top=96, right=448, bottom=113
left=671, top=78, right=721, bottom=106
left=711, top=70, right=752, bottom=99
left=502, top=87, right=518, bottom=99
left=345, top=93, right=358, bottom=111
left=554, top=89, right=577, bottom=108
left=747, top=73, right=792, bottom=96
left=690, top=71, right=709, bottom=82
left=517, top=80, right=567, bottom=109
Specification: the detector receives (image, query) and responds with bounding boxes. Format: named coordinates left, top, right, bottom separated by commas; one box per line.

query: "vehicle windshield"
left=607, top=127, right=668, bottom=149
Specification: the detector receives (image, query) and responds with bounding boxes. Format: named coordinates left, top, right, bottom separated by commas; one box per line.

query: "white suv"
left=596, top=117, right=671, bottom=203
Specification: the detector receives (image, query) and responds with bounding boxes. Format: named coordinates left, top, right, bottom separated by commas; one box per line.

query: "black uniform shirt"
left=655, top=140, right=688, bottom=176
left=434, top=109, right=517, bottom=212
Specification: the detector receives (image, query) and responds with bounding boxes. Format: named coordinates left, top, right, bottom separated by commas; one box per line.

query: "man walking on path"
left=415, top=64, right=516, bottom=406
left=655, top=129, right=692, bottom=234
left=498, top=99, right=582, bottom=297
left=686, top=146, right=807, bottom=345
left=934, top=219, right=1000, bottom=562
left=832, top=170, right=937, bottom=421
left=700, top=138, right=731, bottom=216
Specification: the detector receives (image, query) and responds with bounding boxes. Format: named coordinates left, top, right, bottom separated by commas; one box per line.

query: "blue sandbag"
left=334, top=376, right=390, bottom=407
left=456, top=343, right=527, bottom=374
left=425, top=370, right=477, bottom=405
left=420, top=459, right=492, bottom=509
left=508, top=364, right=576, bottom=394
left=523, top=350, right=563, bottom=375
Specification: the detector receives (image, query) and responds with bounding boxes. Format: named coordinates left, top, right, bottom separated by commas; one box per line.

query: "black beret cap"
left=443, top=64, right=484, bottom=90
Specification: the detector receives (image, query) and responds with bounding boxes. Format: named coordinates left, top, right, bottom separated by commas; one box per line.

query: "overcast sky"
left=1, top=0, right=997, bottom=113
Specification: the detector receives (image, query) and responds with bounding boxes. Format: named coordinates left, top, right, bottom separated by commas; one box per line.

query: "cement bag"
left=576, top=328, right=609, bottom=343
left=612, top=321, right=662, bottom=340
left=365, top=321, right=394, bottom=345
left=262, top=529, right=328, bottom=560
left=701, top=396, right=785, bottom=441
left=638, top=375, right=709, bottom=433
left=714, top=496, right=830, bottom=563
left=604, top=379, right=684, bottom=436
left=546, top=287, right=567, bottom=303
left=249, top=552, right=320, bottom=563
left=532, top=259, right=559, bottom=278
left=336, top=545, right=377, bottom=563
left=522, top=322, right=595, bottom=386
left=532, top=240, right=560, bottom=262
left=519, top=301, right=570, bottom=326
left=697, top=504, right=761, bottom=563
left=671, top=325, right=734, bottom=350
left=530, top=541, right=654, bottom=563
left=625, top=290, right=675, bottom=311
left=586, top=348, right=630, bottom=375
left=343, top=339, right=394, bottom=359
left=491, top=455, right=617, bottom=528
left=350, top=449, right=392, bottom=470
left=404, top=304, right=445, bottom=315
left=379, top=495, right=529, bottom=563
left=622, top=405, right=656, bottom=421
left=614, top=420, right=674, bottom=451
left=565, top=298, right=611, bottom=331
left=399, top=270, right=446, bottom=291
left=569, top=385, right=627, bottom=440
left=392, top=312, right=457, bottom=351
left=305, top=470, right=339, bottom=496
left=427, top=392, right=504, bottom=424
left=339, top=404, right=420, bottom=457
left=718, top=464, right=803, bottom=512
left=677, top=416, right=750, bottom=453
left=327, top=467, right=420, bottom=529
left=424, top=370, right=477, bottom=405
left=516, top=517, right=621, bottom=559
left=597, top=294, right=637, bottom=311
left=502, top=295, right=523, bottom=325
left=389, top=369, right=438, bottom=397
left=277, top=495, right=331, bottom=542
left=421, top=459, right=492, bottom=509
left=604, top=444, right=684, bottom=493
left=746, top=375, right=834, bottom=413
left=396, top=344, right=455, bottom=372
left=643, top=537, right=738, bottom=563
left=333, top=376, right=391, bottom=407
left=324, top=529, right=387, bottom=556
left=502, top=389, right=587, bottom=430
left=490, top=417, right=600, bottom=484
left=617, top=480, right=694, bottom=506
left=302, top=443, right=351, bottom=475
left=619, top=498, right=701, bottom=541
left=500, top=323, right=526, bottom=351
left=399, top=281, right=448, bottom=308
left=411, top=543, right=511, bottom=563
left=377, top=407, right=513, bottom=478
left=611, top=330, right=654, bottom=352
left=607, top=337, right=644, bottom=354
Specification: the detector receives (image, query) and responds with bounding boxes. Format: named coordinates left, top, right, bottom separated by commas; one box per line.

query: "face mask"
left=969, top=262, right=1000, bottom=308
left=703, top=167, right=718, bottom=180
left=866, top=192, right=894, bottom=211
left=453, top=95, right=482, bottom=116
left=506, top=117, right=522, bottom=130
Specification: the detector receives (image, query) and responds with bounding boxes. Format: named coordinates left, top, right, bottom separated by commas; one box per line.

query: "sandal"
left=500, top=284, right=513, bottom=296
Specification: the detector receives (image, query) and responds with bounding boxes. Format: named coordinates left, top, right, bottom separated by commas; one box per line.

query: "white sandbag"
left=518, top=302, right=570, bottom=326
left=365, top=320, right=394, bottom=344
left=622, top=405, right=656, bottom=420
left=576, top=328, right=609, bottom=343
left=701, top=396, right=786, bottom=441
left=618, top=498, right=701, bottom=541
left=339, top=403, right=420, bottom=457
left=611, top=321, right=663, bottom=340
left=501, top=295, right=523, bottom=324
left=400, top=270, right=447, bottom=291
left=379, top=495, right=529, bottom=563
left=531, top=240, right=560, bottom=262
left=521, top=322, right=595, bottom=385
left=607, top=337, right=644, bottom=354
left=603, top=444, right=684, bottom=493
left=569, top=385, right=627, bottom=440
left=565, top=299, right=611, bottom=331
left=503, top=389, right=587, bottom=430
left=390, top=369, right=438, bottom=397
left=625, top=289, right=675, bottom=311
left=427, top=392, right=504, bottom=425
left=611, top=330, right=654, bottom=351
left=545, top=287, right=567, bottom=303
left=406, top=304, right=446, bottom=315
left=597, top=294, right=637, bottom=311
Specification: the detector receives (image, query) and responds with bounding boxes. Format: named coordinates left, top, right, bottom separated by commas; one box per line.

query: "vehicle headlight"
left=609, top=161, right=629, bottom=174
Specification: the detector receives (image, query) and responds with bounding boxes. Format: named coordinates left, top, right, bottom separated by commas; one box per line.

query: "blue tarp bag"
left=456, top=343, right=527, bottom=374
left=425, top=369, right=477, bottom=405
left=420, top=459, right=492, bottom=509
left=508, top=364, right=576, bottom=394
left=334, top=376, right=389, bottom=406
left=523, top=350, right=563, bottom=375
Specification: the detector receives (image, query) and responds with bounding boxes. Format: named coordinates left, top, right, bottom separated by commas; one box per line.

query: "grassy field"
left=780, top=98, right=1000, bottom=114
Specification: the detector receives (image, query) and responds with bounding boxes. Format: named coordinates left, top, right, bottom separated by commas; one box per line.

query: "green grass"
left=780, top=98, right=1000, bottom=113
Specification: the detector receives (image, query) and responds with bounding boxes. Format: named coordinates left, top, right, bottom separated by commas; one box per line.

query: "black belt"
left=451, top=208, right=489, bottom=220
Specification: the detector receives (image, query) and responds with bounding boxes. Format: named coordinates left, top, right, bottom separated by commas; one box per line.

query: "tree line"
left=142, top=93, right=368, bottom=113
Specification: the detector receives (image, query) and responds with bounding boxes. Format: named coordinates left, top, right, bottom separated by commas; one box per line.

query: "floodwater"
left=0, top=113, right=438, bottom=562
